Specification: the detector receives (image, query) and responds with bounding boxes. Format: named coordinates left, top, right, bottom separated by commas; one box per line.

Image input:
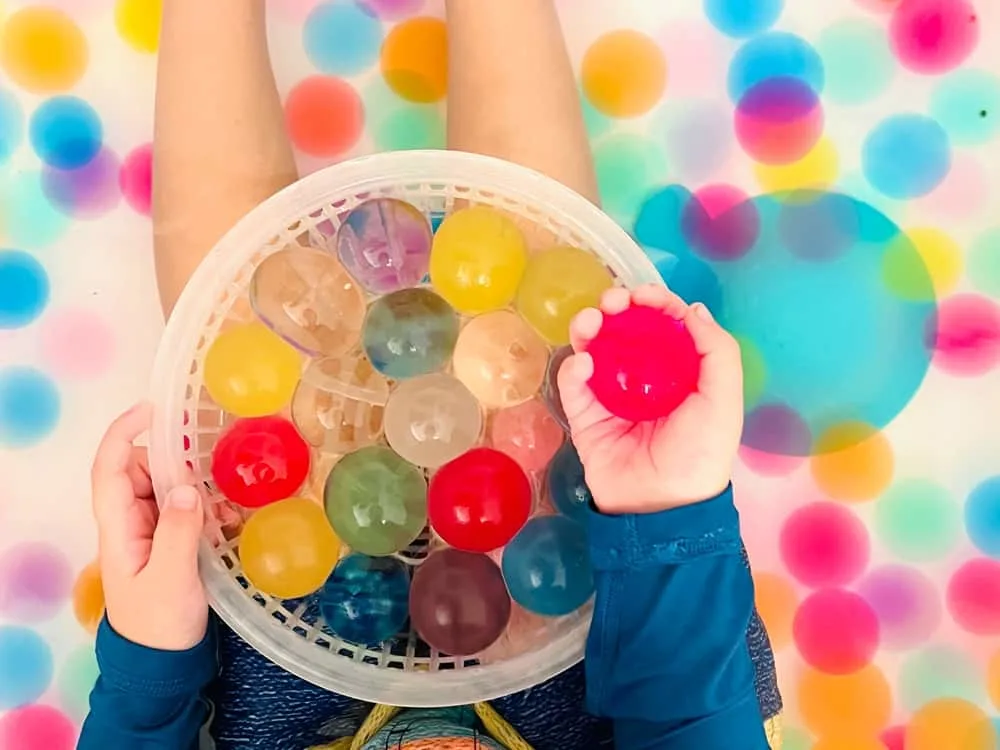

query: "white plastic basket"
left=148, top=150, right=661, bottom=707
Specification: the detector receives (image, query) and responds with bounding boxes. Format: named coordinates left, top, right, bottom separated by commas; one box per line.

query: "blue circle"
left=966, top=476, right=1000, bottom=558
left=29, top=96, right=103, bottom=170
left=728, top=32, right=824, bottom=101
left=547, top=443, right=593, bottom=523
left=0, top=250, right=49, bottom=329
left=304, top=0, right=383, bottom=76
left=0, top=89, right=24, bottom=164
left=862, top=114, right=951, bottom=200
left=705, top=0, right=783, bottom=38
left=0, top=367, right=61, bottom=448
left=502, top=515, right=594, bottom=617
left=0, top=626, right=53, bottom=709
left=318, top=554, right=410, bottom=646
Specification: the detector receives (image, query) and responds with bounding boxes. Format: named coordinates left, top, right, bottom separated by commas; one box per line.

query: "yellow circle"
left=753, top=572, right=798, bottom=651
left=810, top=421, right=894, bottom=502
left=203, top=322, right=302, bottom=417
left=755, top=137, right=839, bottom=194
left=884, top=227, right=962, bottom=301
left=380, top=17, right=448, bottom=103
left=430, top=206, right=528, bottom=314
left=905, top=699, right=996, bottom=750
left=0, top=7, right=88, bottom=93
left=515, top=246, right=613, bottom=345
left=116, top=0, right=163, bottom=53
left=798, top=665, right=892, bottom=739
left=581, top=30, right=667, bottom=118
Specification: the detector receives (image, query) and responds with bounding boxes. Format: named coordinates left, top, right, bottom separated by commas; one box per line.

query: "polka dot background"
left=1, top=0, right=999, bottom=746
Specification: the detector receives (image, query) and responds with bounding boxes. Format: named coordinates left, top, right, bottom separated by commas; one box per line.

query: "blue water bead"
left=502, top=515, right=594, bottom=617
left=319, top=554, right=411, bottom=646
left=362, top=288, right=459, bottom=378
left=547, top=443, right=593, bottom=523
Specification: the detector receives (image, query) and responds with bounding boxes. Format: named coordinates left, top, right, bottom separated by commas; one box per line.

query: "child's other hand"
left=559, top=285, right=743, bottom=515
left=91, top=403, right=208, bottom=650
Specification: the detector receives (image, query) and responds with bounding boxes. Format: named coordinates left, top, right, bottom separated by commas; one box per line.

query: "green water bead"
left=874, top=478, right=960, bottom=562
left=57, top=644, right=99, bottom=720
left=899, top=646, right=985, bottom=712
left=930, top=68, right=1000, bottom=145
left=816, top=19, right=894, bottom=106
left=594, top=134, right=667, bottom=226
left=969, top=227, right=1000, bottom=299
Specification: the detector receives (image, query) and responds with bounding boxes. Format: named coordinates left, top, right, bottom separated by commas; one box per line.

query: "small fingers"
left=684, top=303, right=743, bottom=407
left=128, top=447, right=154, bottom=500
left=631, top=283, right=689, bottom=319
left=569, top=307, right=603, bottom=353
left=599, top=286, right=631, bottom=315
left=92, top=403, right=153, bottom=488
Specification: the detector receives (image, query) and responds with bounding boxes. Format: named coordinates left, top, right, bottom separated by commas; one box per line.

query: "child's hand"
left=91, top=403, right=209, bottom=650
left=559, top=285, right=743, bottom=515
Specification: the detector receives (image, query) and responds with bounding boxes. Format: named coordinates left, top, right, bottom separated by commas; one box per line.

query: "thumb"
left=684, top=303, right=743, bottom=407
left=148, top=486, right=204, bottom=576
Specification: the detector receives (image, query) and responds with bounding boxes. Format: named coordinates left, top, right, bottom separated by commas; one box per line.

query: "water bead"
left=452, top=310, right=549, bottom=409
left=210, top=415, right=310, bottom=509
left=515, top=246, right=614, bottom=345
left=429, top=206, right=528, bottom=314
left=489, top=398, right=564, bottom=473
left=203, top=322, right=301, bottom=417
left=291, top=354, right=389, bottom=453
left=319, top=554, right=410, bottom=646
left=502, top=515, right=594, bottom=617
left=588, top=304, right=701, bottom=422
left=383, top=373, right=483, bottom=468
left=323, top=445, right=428, bottom=556
left=239, top=497, right=340, bottom=599
left=250, top=247, right=366, bottom=357
left=428, top=447, right=532, bottom=552
left=363, top=288, right=459, bottom=378
left=336, top=198, right=433, bottom=294
left=409, top=548, right=511, bottom=655
left=542, top=346, right=573, bottom=430
left=547, top=443, right=593, bottom=523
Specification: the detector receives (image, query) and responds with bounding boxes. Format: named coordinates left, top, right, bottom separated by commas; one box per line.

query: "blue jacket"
left=80, top=487, right=769, bottom=749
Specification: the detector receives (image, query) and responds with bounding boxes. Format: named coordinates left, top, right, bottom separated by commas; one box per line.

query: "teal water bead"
left=319, top=554, right=411, bottom=646
left=324, top=445, right=428, bottom=556
left=502, top=515, right=594, bottom=617
left=363, top=288, right=459, bottom=378
left=547, top=443, right=593, bottom=523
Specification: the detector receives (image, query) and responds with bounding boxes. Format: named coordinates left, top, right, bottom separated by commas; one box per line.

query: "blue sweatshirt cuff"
left=96, top=616, right=218, bottom=699
left=587, top=485, right=742, bottom=571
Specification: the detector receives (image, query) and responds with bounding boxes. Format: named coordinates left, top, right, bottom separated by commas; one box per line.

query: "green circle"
left=581, top=92, right=612, bottom=139
left=324, top=445, right=428, bottom=556
left=899, top=646, right=985, bottom=712
left=929, top=68, right=1000, bottom=145
left=58, top=643, right=99, bottom=720
left=816, top=19, right=894, bottom=105
left=736, top=335, right=767, bottom=409
left=875, top=478, right=960, bottom=562
left=968, top=226, right=1000, bottom=299
left=374, top=105, right=445, bottom=151
left=782, top=726, right=812, bottom=750
left=593, top=134, right=667, bottom=226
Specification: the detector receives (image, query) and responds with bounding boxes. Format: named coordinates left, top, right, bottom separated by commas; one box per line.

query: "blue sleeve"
left=585, top=486, right=769, bottom=750
left=78, top=617, right=218, bottom=750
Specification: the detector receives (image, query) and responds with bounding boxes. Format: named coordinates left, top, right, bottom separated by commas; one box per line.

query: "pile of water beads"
left=203, top=197, right=618, bottom=656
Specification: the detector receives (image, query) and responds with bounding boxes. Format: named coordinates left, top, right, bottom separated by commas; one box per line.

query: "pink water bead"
left=587, top=303, right=701, bottom=422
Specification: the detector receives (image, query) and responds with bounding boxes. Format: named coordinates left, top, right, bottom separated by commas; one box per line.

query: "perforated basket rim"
left=149, top=149, right=661, bottom=706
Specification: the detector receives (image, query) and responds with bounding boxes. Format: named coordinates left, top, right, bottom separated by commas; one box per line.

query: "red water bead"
left=428, top=447, right=532, bottom=553
left=210, top=416, right=311, bottom=509
left=587, top=303, right=701, bottom=422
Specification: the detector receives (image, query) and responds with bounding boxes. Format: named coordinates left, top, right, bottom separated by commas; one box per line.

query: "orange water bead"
left=798, top=664, right=892, bottom=738
left=72, top=561, right=104, bottom=634
left=905, top=699, right=996, bottom=750
left=0, top=7, right=88, bottom=93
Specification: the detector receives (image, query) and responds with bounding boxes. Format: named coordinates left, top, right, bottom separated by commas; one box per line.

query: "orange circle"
left=810, top=422, right=894, bottom=502
left=813, top=738, right=887, bottom=750
left=581, top=30, right=667, bottom=118
left=72, top=560, right=105, bottom=635
left=798, top=664, right=892, bottom=738
left=0, top=7, right=88, bottom=93
left=989, top=650, right=1000, bottom=710
left=380, top=17, right=448, bottom=103
left=285, top=76, right=364, bottom=157
left=753, top=572, right=798, bottom=650
left=905, top=699, right=995, bottom=750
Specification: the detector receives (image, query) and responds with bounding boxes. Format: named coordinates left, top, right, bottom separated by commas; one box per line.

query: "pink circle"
left=119, top=143, right=153, bottom=216
left=0, top=543, right=72, bottom=623
left=358, top=0, right=425, bottom=18
left=857, top=565, right=941, bottom=650
left=793, top=588, right=880, bottom=673
left=913, top=152, right=990, bottom=221
left=889, top=0, right=979, bottom=75
left=881, top=726, right=906, bottom=750
left=734, top=77, right=824, bottom=166
left=682, top=184, right=759, bottom=261
left=489, top=399, right=564, bottom=473
left=38, top=308, right=116, bottom=381
left=925, top=294, right=1000, bottom=376
left=780, top=502, right=870, bottom=587
left=946, top=558, right=1000, bottom=635
left=42, top=149, right=122, bottom=219
left=739, top=445, right=805, bottom=476
left=0, top=705, right=76, bottom=750
left=658, top=21, right=728, bottom=98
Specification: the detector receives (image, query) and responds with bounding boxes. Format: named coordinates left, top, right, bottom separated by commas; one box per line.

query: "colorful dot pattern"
left=1, top=1, right=1000, bottom=746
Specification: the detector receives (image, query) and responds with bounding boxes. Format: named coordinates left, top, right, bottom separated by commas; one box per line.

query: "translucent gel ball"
left=515, top=246, right=614, bottom=345
left=383, top=373, right=483, bottom=468
left=249, top=247, right=366, bottom=357
left=546, top=443, right=593, bottom=524
left=410, top=548, right=511, bottom=655
left=489, top=398, right=564, bottom=473
left=292, top=354, right=389, bottom=454
left=502, top=515, right=594, bottom=617
left=336, top=198, right=433, bottom=294
left=452, top=310, right=549, bottom=408
left=239, top=497, right=340, bottom=599
left=203, top=322, right=302, bottom=417
left=210, top=415, right=311, bottom=509
left=363, top=288, right=459, bottom=378
left=324, top=445, right=428, bottom=556
left=318, top=553, right=411, bottom=646
left=429, top=206, right=528, bottom=314
left=542, top=346, right=573, bottom=430
left=428, top=447, right=532, bottom=552
left=588, top=304, right=701, bottom=422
